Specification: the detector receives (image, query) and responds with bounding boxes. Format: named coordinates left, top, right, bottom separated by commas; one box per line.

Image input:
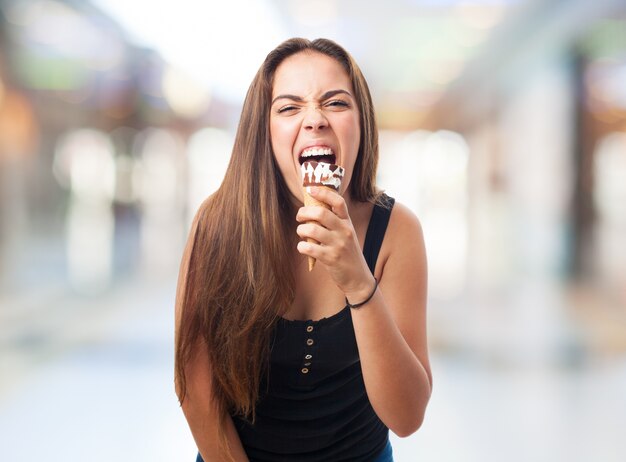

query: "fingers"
left=295, top=187, right=359, bottom=272
left=306, top=187, right=349, bottom=219
left=296, top=214, right=354, bottom=267
left=296, top=222, right=332, bottom=243
left=295, top=210, right=346, bottom=263
left=296, top=234, right=345, bottom=266
left=294, top=187, right=371, bottom=294
left=296, top=189, right=348, bottom=224
left=296, top=206, right=338, bottom=227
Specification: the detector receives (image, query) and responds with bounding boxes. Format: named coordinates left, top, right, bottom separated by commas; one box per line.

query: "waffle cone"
left=302, top=186, right=333, bottom=271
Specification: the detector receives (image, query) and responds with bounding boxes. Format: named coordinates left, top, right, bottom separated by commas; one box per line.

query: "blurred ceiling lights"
left=92, top=0, right=287, bottom=102
left=92, top=0, right=516, bottom=108
left=2, top=0, right=521, bottom=126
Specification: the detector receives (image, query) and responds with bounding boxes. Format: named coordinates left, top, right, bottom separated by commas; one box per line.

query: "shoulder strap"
left=362, top=194, right=395, bottom=273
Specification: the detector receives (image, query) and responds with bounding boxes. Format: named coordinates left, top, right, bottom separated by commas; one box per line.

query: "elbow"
left=390, top=413, right=425, bottom=438
left=381, top=375, right=433, bottom=438
left=389, top=394, right=431, bottom=438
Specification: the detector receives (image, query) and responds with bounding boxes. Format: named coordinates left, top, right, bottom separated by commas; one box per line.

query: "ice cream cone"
left=302, top=186, right=333, bottom=271
left=300, top=160, right=345, bottom=272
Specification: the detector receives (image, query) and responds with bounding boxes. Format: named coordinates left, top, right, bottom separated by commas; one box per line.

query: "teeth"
left=301, top=147, right=334, bottom=158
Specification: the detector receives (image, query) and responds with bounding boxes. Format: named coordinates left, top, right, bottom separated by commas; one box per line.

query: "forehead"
left=272, top=51, right=353, bottom=96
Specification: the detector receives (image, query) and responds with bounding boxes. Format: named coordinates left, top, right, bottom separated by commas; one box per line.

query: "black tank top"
left=232, top=195, right=395, bottom=462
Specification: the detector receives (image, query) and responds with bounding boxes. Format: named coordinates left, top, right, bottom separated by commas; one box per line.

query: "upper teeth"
left=301, top=147, right=334, bottom=158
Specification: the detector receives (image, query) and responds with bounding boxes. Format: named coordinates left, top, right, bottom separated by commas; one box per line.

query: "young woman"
left=175, top=37, right=432, bottom=462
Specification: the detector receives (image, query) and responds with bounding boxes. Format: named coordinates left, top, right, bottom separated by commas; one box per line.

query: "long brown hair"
left=175, top=37, right=380, bottom=453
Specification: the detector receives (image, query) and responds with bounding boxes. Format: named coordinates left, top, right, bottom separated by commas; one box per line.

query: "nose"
left=303, top=107, right=328, bottom=131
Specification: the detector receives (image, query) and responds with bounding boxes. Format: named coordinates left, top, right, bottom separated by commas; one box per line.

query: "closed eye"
left=326, top=100, right=349, bottom=108
left=277, top=105, right=300, bottom=114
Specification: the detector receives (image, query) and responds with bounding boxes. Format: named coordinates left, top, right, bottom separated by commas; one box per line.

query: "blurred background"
left=1, top=0, right=625, bottom=460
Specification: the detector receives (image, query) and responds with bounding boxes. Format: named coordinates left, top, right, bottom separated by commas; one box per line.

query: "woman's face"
left=270, top=51, right=361, bottom=203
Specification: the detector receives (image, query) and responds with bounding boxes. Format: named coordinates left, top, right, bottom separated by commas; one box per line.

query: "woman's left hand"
left=296, top=186, right=374, bottom=300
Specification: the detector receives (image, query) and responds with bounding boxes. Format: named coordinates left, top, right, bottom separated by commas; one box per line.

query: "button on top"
left=306, top=338, right=314, bottom=346
left=306, top=325, right=314, bottom=333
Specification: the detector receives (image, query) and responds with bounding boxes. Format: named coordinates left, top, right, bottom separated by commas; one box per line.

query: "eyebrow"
left=271, top=89, right=353, bottom=106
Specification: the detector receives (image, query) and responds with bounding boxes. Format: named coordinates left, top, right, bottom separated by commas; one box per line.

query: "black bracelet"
left=345, top=277, right=378, bottom=309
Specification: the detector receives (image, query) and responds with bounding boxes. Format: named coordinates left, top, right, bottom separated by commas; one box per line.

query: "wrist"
left=344, top=276, right=378, bottom=309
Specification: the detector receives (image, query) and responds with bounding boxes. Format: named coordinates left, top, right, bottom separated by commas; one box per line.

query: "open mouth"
left=298, top=147, right=336, bottom=166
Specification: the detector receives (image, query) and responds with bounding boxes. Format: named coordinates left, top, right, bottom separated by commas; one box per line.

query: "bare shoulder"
left=376, top=199, right=426, bottom=277
left=388, top=200, right=423, bottom=239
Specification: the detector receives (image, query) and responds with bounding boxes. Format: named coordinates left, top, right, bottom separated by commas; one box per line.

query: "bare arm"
left=179, top=344, right=249, bottom=462
left=175, top=203, right=250, bottom=461
left=296, top=190, right=432, bottom=437
left=349, top=202, right=431, bottom=436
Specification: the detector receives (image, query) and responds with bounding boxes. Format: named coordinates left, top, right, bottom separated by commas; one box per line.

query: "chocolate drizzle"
left=301, top=161, right=345, bottom=191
